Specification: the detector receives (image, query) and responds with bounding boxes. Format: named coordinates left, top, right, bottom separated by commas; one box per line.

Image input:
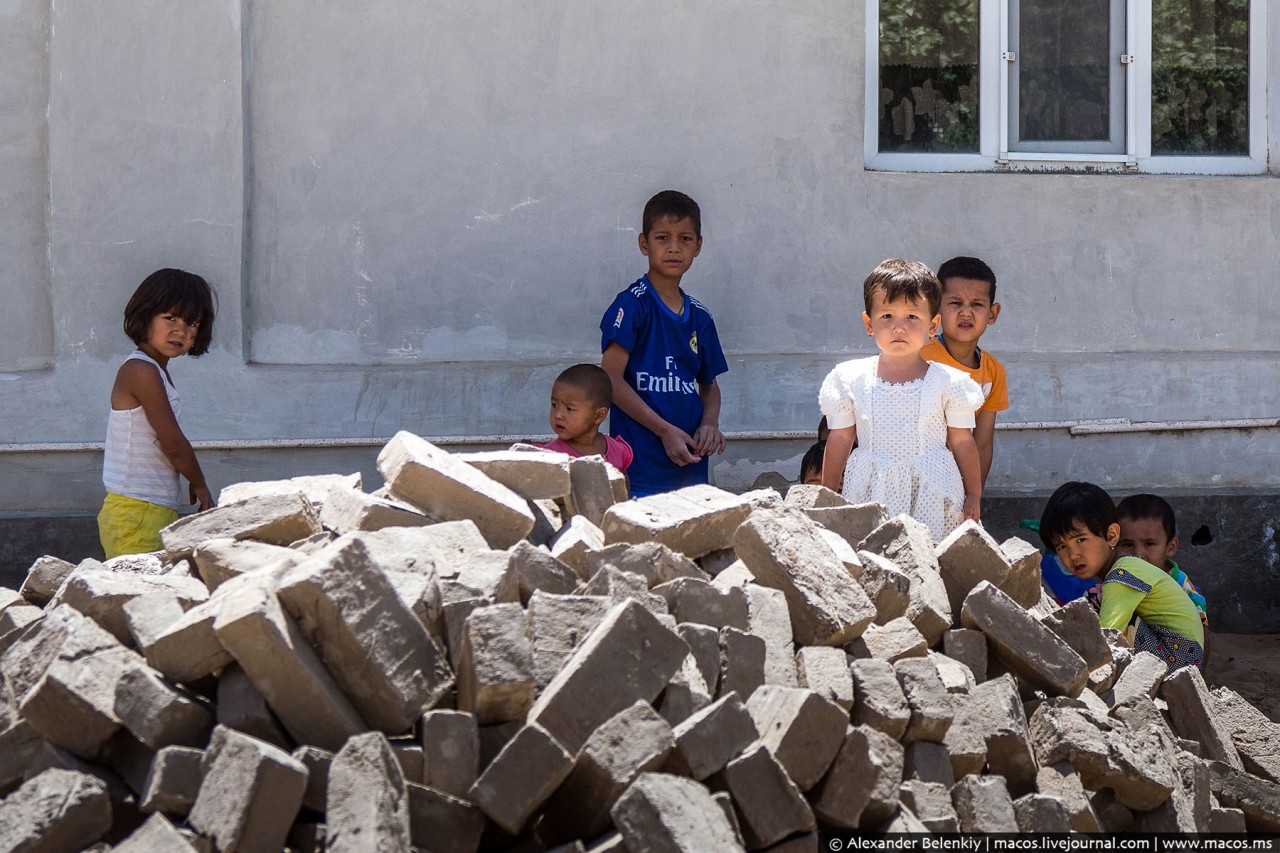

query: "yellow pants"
left=98, top=493, right=178, bottom=559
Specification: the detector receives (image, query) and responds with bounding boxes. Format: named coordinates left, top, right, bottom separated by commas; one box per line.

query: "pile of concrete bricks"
left=1, top=429, right=1278, bottom=851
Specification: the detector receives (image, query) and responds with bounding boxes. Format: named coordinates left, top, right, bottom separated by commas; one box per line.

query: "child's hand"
left=962, top=494, right=981, bottom=523
left=692, top=424, right=726, bottom=456
left=191, top=483, right=214, bottom=512
left=661, top=426, right=702, bottom=467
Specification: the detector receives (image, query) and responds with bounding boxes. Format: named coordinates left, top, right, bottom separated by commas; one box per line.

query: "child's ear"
left=637, top=233, right=650, bottom=257
left=930, top=314, right=941, bottom=336
left=989, top=302, right=1002, bottom=324
left=1166, top=536, right=1179, bottom=558
left=1106, top=522, right=1121, bottom=547
left=862, top=312, right=873, bottom=336
left=592, top=406, right=609, bottom=428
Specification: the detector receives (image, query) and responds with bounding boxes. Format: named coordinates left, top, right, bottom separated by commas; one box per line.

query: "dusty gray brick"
left=219, top=473, right=361, bottom=509
left=566, top=455, right=617, bottom=526
left=611, top=773, right=745, bottom=853
left=114, top=813, right=198, bottom=852
left=133, top=595, right=232, bottom=685
left=850, top=658, right=910, bottom=740
left=666, top=692, right=759, bottom=782
left=929, top=650, right=975, bottom=695
left=811, top=725, right=903, bottom=830
left=718, top=626, right=767, bottom=702
left=1206, top=761, right=1280, bottom=832
left=961, top=581, right=1088, bottom=697
left=904, top=740, right=955, bottom=787
left=526, top=592, right=613, bottom=691
left=162, top=490, right=322, bottom=560
left=420, top=710, right=480, bottom=801
left=455, top=448, right=572, bottom=501
left=327, top=731, right=411, bottom=853
left=795, top=646, right=854, bottom=711
left=935, top=519, right=1015, bottom=615
left=550, top=515, right=607, bottom=577
left=0, top=768, right=110, bottom=852
left=1211, top=686, right=1280, bottom=783
left=900, top=780, right=959, bottom=832
left=658, top=654, right=713, bottom=726
left=587, top=541, right=709, bottom=588
left=858, top=617, right=927, bottom=663
left=510, top=541, right=579, bottom=603
left=655, top=577, right=749, bottom=630
left=216, top=663, right=289, bottom=748
left=893, top=656, right=954, bottom=743
left=942, top=628, right=987, bottom=682
left=469, top=723, right=574, bottom=835
left=746, top=685, right=847, bottom=792
left=602, top=485, right=752, bottom=559
left=53, top=567, right=208, bottom=647
left=677, top=623, right=721, bottom=697
left=857, top=514, right=952, bottom=645
left=140, top=746, right=204, bottom=816
left=964, top=674, right=1038, bottom=795
left=745, top=585, right=799, bottom=688
left=457, top=603, right=534, bottom=725
left=1040, top=598, right=1112, bottom=670
left=999, top=536, right=1047, bottom=608
left=1208, top=806, right=1247, bottom=833
left=855, top=551, right=911, bottom=625
left=18, top=555, right=76, bottom=607
left=721, top=744, right=816, bottom=848
left=291, top=745, right=333, bottom=813
left=952, top=775, right=1018, bottom=832
left=1161, top=665, right=1243, bottom=770
left=114, top=665, right=215, bottom=750
left=187, top=726, right=308, bottom=853
left=1036, top=762, right=1103, bottom=832
left=190, top=537, right=301, bottom=592
left=1013, top=794, right=1072, bottom=832
left=407, top=782, right=485, bottom=853
left=1111, top=650, right=1168, bottom=706
left=319, top=486, right=435, bottom=535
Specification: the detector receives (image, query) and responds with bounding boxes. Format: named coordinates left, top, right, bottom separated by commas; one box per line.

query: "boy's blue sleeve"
left=696, top=315, right=729, bottom=385
left=600, top=290, right=644, bottom=354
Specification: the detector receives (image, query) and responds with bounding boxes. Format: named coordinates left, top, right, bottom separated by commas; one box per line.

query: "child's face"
left=862, top=292, right=939, bottom=359
left=143, top=308, right=200, bottom=359
left=549, top=382, right=607, bottom=444
left=639, top=215, right=702, bottom=283
left=1116, top=517, right=1178, bottom=570
left=1051, top=521, right=1121, bottom=580
left=939, top=277, right=1000, bottom=347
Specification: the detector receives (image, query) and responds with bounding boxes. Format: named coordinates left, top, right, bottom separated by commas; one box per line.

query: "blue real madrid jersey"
left=600, top=276, right=728, bottom=497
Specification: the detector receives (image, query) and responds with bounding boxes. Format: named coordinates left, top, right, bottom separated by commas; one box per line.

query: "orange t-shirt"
left=921, top=336, right=1008, bottom=413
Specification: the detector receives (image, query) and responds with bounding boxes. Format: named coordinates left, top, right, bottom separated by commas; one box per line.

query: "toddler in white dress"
left=820, top=259, right=985, bottom=542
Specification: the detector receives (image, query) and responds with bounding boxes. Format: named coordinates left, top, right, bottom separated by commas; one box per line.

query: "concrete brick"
left=880, top=804, right=930, bottom=832
left=1211, top=687, right=1280, bottom=783
left=190, top=537, right=300, bottom=592
left=0, top=605, right=86, bottom=712
left=291, top=745, right=332, bottom=813
left=805, top=504, right=889, bottom=553
left=451, top=548, right=521, bottom=604
left=0, top=605, right=44, bottom=651
left=407, top=782, right=485, bottom=853
left=528, top=599, right=688, bottom=753
left=959, top=675, right=1037, bottom=795
left=326, top=731, right=411, bottom=853
left=0, top=768, right=111, bottom=853
left=1036, top=762, right=1102, bottom=832
left=455, top=448, right=573, bottom=500
left=54, top=568, right=208, bottom=647
left=550, top=515, right=607, bottom=577
left=139, top=746, right=203, bottom=816
left=539, top=701, right=675, bottom=845
left=114, top=813, right=199, bottom=852
left=952, top=774, right=1018, bottom=832
left=1162, top=666, right=1243, bottom=770
left=942, top=628, right=988, bottom=682
left=745, top=585, right=799, bottom=688
left=216, top=663, right=289, bottom=748
left=468, top=723, right=574, bottom=835
left=377, top=431, right=535, bottom=548
left=855, top=551, right=911, bottom=625
left=577, top=565, right=657, bottom=611
left=1130, top=742, right=1211, bottom=833
left=711, top=558, right=753, bottom=589
left=1040, top=598, right=1112, bottom=670
left=187, top=726, right=308, bottom=853
left=18, top=555, right=76, bottom=606
left=219, top=473, right=361, bottom=510
left=677, top=623, right=721, bottom=697
left=602, top=485, right=753, bottom=560
left=711, top=790, right=746, bottom=848
left=795, top=646, right=854, bottom=711
left=858, top=515, right=952, bottom=645
left=1110, top=650, right=1168, bottom=707
left=903, top=741, right=955, bottom=787
left=319, top=486, right=434, bottom=535
left=941, top=704, right=987, bottom=779
left=277, top=537, right=454, bottom=733
left=655, top=577, right=749, bottom=630
left=935, top=519, right=1015, bottom=614
left=212, top=572, right=366, bottom=750
left=666, top=692, right=758, bottom=781
left=718, top=627, right=767, bottom=702
left=348, top=521, right=490, bottom=578
left=457, top=603, right=534, bottom=725
left=1010, top=793, right=1071, bottom=832
left=783, top=484, right=848, bottom=509
left=1208, top=806, right=1248, bottom=833
left=850, top=658, right=910, bottom=740
left=526, top=592, right=613, bottom=691
left=566, top=455, right=617, bottom=526
left=610, top=773, right=744, bottom=853
left=126, top=592, right=235, bottom=686
left=746, top=686, right=848, bottom=792
left=961, top=581, right=1088, bottom=697
left=818, top=527, right=864, bottom=578
left=511, top=541, right=579, bottom=603
left=659, top=653, right=713, bottom=726
left=811, top=725, right=903, bottom=830
left=735, top=507, right=876, bottom=646
left=391, top=738, right=424, bottom=785
left=587, top=541, right=709, bottom=588
left=161, top=491, right=322, bottom=560
left=528, top=497, right=565, bottom=547
left=929, top=651, right=975, bottom=695
left=114, top=665, right=215, bottom=750
left=858, top=617, right=927, bottom=663
left=892, top=656, right=954, bottom=744
left=721, top=744, right=816, bottom=848
left=999, top=537, right=1046, bottom=607
left=900, top=780, right=959, bottom=832
left=1206, top=761, right=1280, bottom=832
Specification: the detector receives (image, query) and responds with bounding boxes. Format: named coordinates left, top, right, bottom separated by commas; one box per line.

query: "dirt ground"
left=1204, top=633, right=1280, bottom=722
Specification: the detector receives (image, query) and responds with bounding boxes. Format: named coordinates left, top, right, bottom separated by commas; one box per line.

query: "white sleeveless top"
left=103, top=350, right=184, bottom=510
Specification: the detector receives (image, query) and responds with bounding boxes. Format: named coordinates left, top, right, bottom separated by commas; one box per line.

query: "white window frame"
left=864, top=0, right=1268, bottom=174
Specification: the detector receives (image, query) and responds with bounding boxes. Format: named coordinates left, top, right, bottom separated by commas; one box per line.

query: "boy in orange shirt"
left=921, top=256, right=1007, bottom=490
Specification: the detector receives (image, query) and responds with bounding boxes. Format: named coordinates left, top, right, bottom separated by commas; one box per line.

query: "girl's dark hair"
left=800, top=440, right=826, bottom=482
left=123, top=269, right=217, bottom=356
left=1038, top=481, right=1117, bottom=550
left=863, top=258, right=942, bottom=318
left=1116, top=493, right=1177, bottom=540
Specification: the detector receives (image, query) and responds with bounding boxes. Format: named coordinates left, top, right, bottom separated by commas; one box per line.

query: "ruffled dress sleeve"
left=942, top=370, right=985, bottom=429
left=819, top=364, right=857, bottom=430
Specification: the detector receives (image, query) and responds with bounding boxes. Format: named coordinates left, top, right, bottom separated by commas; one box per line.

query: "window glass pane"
left=1152, top=0, right=1249, bottom=155
left=878, top=0, right=979, bottom=153
left=1017, top=0, right=1113, bottom=142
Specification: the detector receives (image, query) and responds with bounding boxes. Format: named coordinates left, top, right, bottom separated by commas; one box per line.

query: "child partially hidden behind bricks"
left=538, top=364, right=633, bottom=475
left=1039, top=481, right=1205, bottom=672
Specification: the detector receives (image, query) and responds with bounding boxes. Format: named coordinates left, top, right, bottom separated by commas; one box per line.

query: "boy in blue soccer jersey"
left=600, top=190, right=728, bottom=497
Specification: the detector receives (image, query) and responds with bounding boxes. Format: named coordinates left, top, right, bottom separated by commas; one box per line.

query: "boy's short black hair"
left=1038, top=481, right=1117, bottom=550
left=863, top=259, right=942, bottom=318
left=937, top=256, right=997, bottom=303
left=123, top=268, right=217, bottom=357
left=800, top=440, right=826, bottom=482
left=1116, top=493, right=1177, bottom=540
left=554, top=363, right=614, bottom=410
left=643, top=190, right=701, bottom=237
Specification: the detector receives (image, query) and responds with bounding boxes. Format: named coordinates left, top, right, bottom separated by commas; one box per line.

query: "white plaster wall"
left=0, top=0, right=1277, bottom=515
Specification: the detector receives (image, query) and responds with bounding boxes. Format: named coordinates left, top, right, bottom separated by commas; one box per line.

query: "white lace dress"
left=819, top=356, right=984, bottom=542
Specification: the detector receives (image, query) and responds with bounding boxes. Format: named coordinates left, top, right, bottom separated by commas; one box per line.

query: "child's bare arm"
left=601, top=343, right=699, bottom=466
left=121, top=361, right=213, bottom=510
left=692, top=380, right=725, bottom=456
left=974, top=410, right=997, bottom=487
left=821, top=426, right=855, bottom=493
left=946, top=425, right=982, bottom=521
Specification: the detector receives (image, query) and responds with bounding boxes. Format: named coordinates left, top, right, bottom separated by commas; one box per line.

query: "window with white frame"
left=865, top=0, right=1266, bottom=173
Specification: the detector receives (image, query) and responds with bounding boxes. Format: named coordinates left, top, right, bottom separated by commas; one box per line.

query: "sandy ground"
left=1204, top=633, right=1280, bottom=722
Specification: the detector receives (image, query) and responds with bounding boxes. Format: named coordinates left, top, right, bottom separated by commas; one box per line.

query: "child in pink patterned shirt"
left=539, top=364, right=633, bottom=474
